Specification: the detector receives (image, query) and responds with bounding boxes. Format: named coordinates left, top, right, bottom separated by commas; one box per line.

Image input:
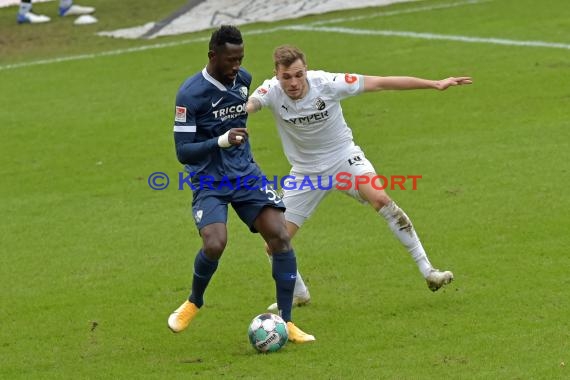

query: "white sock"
left=60, top=0, right=73, bottom=9
left=267, top=254, right=308, bottom=297
left=19, top=2, right=32, bottom=15
left=379, top=201, right=433, bottom=278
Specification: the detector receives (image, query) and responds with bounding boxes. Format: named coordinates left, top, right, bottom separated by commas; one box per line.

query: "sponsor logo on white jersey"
left=285, top=111, right=330, bottom=126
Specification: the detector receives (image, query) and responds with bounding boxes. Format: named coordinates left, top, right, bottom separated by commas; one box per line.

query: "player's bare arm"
left=363, top=75, right=472, bottom=92
left=246, top=98, right=262, bottom=113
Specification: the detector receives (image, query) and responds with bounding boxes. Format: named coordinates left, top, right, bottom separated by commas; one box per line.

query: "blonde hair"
left=273, top=45, right=306, bottom=70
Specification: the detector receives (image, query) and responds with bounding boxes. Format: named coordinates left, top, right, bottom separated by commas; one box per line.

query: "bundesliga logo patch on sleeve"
left=344, top=73, right=358, bottom=84
left=175, top=106, right=187, bottom=122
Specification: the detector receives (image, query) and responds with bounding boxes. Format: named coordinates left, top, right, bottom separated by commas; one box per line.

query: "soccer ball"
left=248, top=313, right=288, bottom=353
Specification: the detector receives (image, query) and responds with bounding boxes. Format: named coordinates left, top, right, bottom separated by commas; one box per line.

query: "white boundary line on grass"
left=1, top=0, right=569, bottom=71
left=0, top=37, right=207, bottom=71
left=285, top=25, right=570, bottom=50
left=0, top=27, right=278, bottom=72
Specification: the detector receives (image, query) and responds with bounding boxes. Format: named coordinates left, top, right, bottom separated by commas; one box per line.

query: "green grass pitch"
left=1, top=0, right=569, bottom=378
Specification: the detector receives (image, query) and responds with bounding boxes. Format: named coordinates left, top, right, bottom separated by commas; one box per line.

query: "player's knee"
left=266, top=228, right=291, bottom=253
left=202, top=236, right=227, bottom=258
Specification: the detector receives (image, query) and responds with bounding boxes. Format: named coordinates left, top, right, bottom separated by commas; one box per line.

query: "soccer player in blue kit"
left=167, top=26, right=314, bottom=343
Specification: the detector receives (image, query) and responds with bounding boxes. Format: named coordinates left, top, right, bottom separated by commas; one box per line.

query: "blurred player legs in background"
left=17, top=0, right=94, bottom=24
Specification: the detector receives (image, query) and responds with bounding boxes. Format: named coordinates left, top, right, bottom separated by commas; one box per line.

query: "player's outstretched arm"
left=363, top=76, right=472, bottom=92
left=433, top=76, right=473, bottom=90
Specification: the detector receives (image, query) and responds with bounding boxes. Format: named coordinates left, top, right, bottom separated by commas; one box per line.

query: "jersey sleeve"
left=249, top=78, right=278, bottom=109
left=173, top=90, right=197, bottom=133
left=172, top=89, right=218, bottom=164
left=324, top=71, right=365, bottom=101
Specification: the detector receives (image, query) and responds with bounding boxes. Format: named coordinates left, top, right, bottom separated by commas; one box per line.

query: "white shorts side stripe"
left=173, top=125, right=196, bottom=132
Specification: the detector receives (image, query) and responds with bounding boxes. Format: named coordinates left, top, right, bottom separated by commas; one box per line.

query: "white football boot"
left=17, top=12, right=51, bottom=24
left=60, top=4, right=95, bottom=16
left=267, top=290, right=311, bottom=312
left=426, top=269, right=454, bottom=292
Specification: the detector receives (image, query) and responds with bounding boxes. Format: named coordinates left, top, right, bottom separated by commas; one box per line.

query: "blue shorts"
left=191, top=175, right=285, bottom=233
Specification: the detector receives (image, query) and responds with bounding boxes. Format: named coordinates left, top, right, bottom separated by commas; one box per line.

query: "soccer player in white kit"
left=246, top=45, right=472, bottom=310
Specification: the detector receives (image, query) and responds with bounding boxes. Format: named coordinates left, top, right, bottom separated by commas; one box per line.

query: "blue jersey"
left=173, top=67, right=261, bottom=183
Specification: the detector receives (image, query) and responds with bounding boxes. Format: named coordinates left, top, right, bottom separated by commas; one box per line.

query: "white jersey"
left=250, top=70, right=365, bottom=174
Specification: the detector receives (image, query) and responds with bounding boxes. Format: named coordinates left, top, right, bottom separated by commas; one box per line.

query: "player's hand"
left=435, top=76, right=472, bottom=91
left=218, top=128, right=248, bottom=148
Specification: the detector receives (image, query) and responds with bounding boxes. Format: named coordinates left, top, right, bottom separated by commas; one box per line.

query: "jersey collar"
left=202, top=67, right=235, bottom=91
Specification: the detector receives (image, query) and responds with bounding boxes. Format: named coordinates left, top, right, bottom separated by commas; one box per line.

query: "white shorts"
left=283, top=146, right=376, bottom=227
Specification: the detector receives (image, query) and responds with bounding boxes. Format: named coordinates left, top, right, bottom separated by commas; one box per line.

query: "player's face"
left=275, top=59, right=308, bottom=100
left=210, top=43, right=244, bottom=85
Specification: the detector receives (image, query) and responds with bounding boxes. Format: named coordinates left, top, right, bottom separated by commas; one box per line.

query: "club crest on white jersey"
left=314, top=97, right=326, bottom=110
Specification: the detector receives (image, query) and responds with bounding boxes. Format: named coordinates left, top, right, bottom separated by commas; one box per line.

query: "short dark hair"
left=209, top=25, right=243, bottom=51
